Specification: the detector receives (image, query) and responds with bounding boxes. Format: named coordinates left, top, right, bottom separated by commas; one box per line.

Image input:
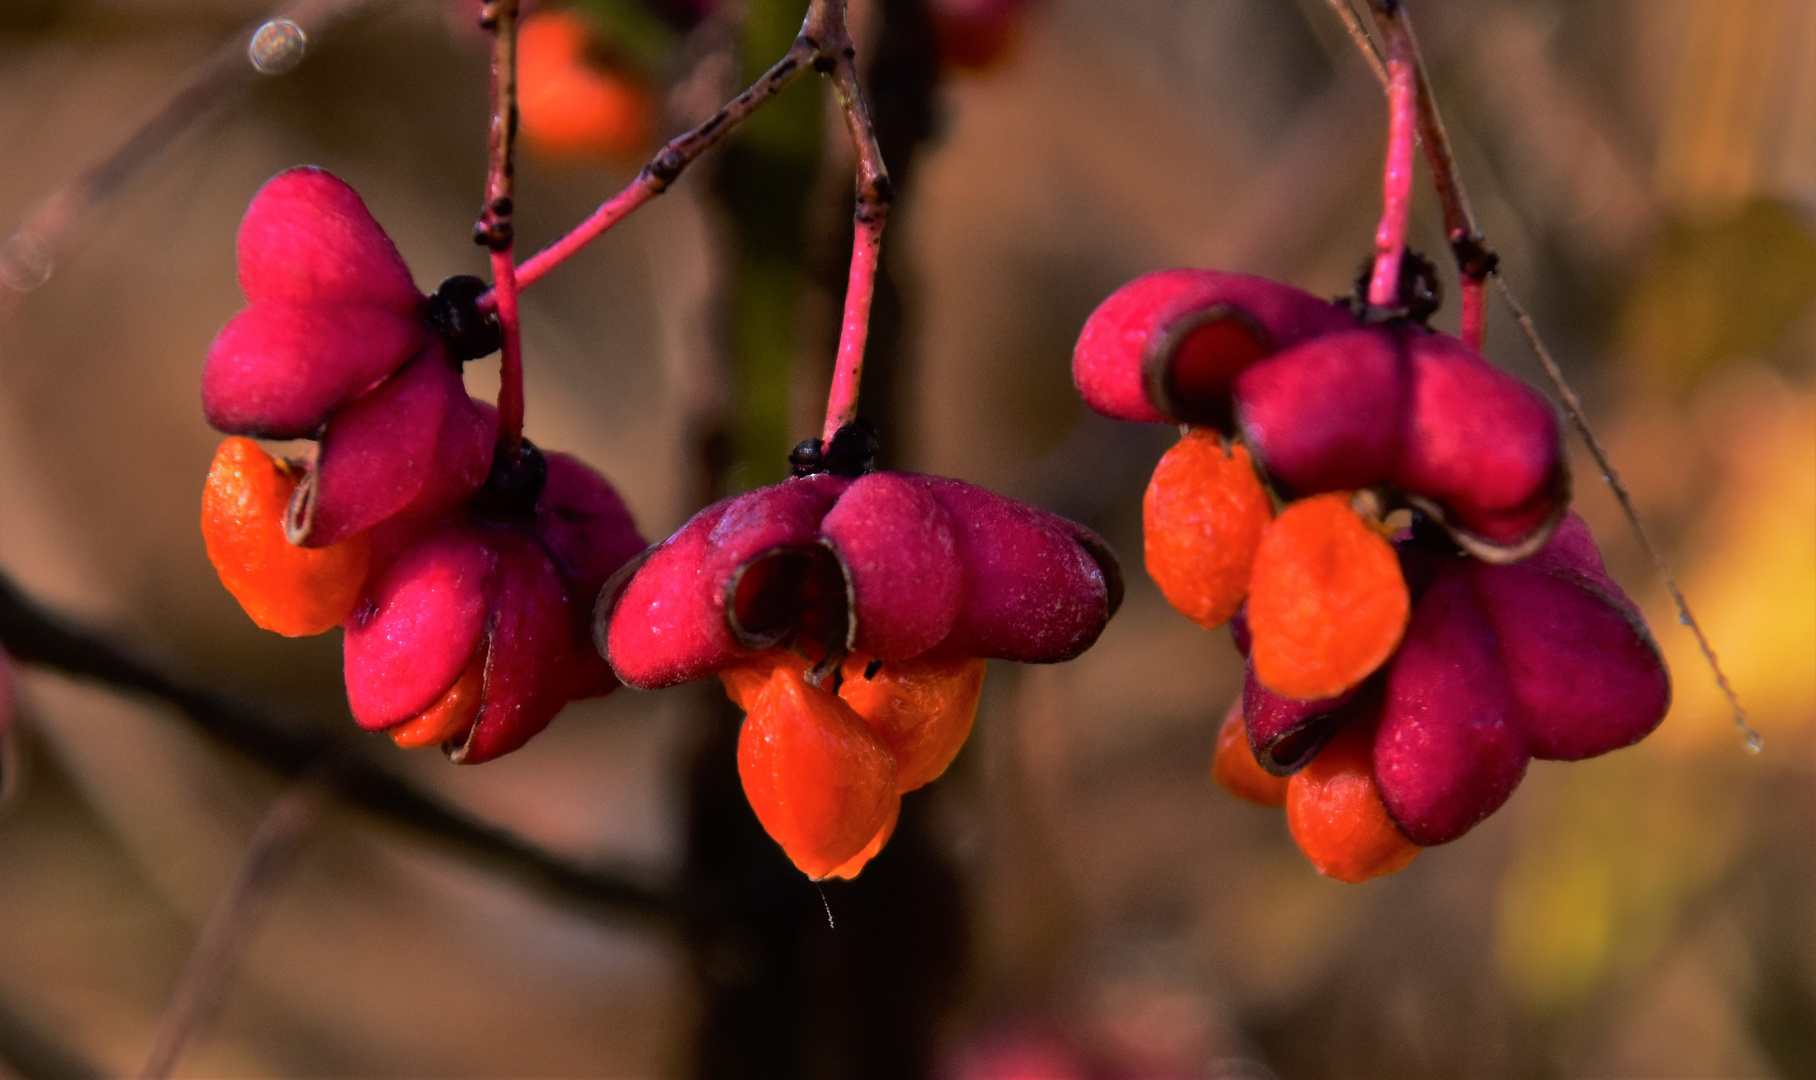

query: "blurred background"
left=0, top=0, right=1812, bottom=1075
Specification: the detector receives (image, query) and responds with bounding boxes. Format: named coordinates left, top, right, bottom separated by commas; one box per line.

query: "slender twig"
left=137, top=778, right=327, bottom=1080
left=1345, top=0, right=1760, bottom=752
left=479, top=0, right=891, bottom=327
left=481, top=36, right=820, bottom=309
left=0, top=572, right=692, bottom=925
left=816, top=0, right=893, bottom=441
left=476, top=0, right=526, bottom=452
left=0, top=0, right=385, bottom=317
left=1366, top=13, right=1416, bottom=309
left=1361, top=0, right=1497, bottom=348
left=1325, top=0, right=1387, bottom=86
left=1496, top=284, right=1761, bottom=752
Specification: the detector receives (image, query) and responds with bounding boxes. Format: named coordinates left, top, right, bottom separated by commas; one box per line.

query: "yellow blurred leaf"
left=1620, top=200, right=1816, bottom=393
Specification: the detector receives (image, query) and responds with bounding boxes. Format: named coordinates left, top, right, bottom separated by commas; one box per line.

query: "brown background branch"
left=0, top=569, right=690, bottom=931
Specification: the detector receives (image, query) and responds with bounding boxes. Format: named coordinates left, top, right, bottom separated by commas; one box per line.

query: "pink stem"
left=813, top=0, right=891, bottom=444
left=511, top=182, right=655, bottom=296
left=475, top=36, right=818, bottom=314
left=491, top=247, right=524, bottom=450
left=1459, top=275, right=1486, bottom=350
left=476, top=0, right=524, bottom=450
left=1367, top=38, right=1416, bottom=309
left=822, top=215, right=884, bottom=442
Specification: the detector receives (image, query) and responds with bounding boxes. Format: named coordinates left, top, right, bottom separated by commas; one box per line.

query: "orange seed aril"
left=202, top=437, right=370, bottom=636
left=1246, top=493, right=1408, bottom=700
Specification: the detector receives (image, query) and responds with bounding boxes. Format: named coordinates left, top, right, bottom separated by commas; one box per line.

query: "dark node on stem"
left=472, top=439, right=547, bottom=521
left=813, top=54, right=836, bottom=74
left=1347, top=248, right=1443, bottom=326
left=648, top=148, right=685, bottom=185
left=788, top=421, right=880, bottom=478
left=1450, top=233, right=1500, bottom=281
left=789, top=438, right=825, bottom=477
left=426, top=275, right=503, bottom=362
left=824, top=420, right=879, bottom=477
left=490, top=195, right=514, bottom=217
left=473, top=219, right=514, bottom=252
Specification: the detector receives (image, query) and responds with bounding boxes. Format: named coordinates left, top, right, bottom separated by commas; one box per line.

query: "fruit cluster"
left=195, top=1, right=1676, bottom=889
left=201, top=169, right=645, bottom=762
left=600, top=432, right=1122, bottom=877
left=200, top=165, right=1121, bottom=866
left=1074, top=268, right=1669, bottom=881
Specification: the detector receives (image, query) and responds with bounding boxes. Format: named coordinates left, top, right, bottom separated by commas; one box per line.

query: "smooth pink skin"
left=699, top=474, right=852, bottom=586
left=922, top=477, right=1113, bottom=663
left=1234, top=328, right=1406, bottom=491
left=301, top=351, right=492, bottom=547
left=1374, top=567, right=1530, bottom=846
left=1398, top=334, right=1562, bottom=545
left=1236, top=325, right=1563, bottom=548
left=204, top=167, right=428, bottom=437
left=605, top=501, right=737, bottom=690
left=458, top=534, right=583, bottom=765
left=820, top=472, right=963, bottom=660
left=344, top=528, right=494, bottom=730
left=1073, top=269, right=1354, bottom=424
left=605, top=476, right=852, bottom=690
left=345, top=465, right=642, bottom=759
left=203, top=302, right=429, bottom=438
left=606, top=471, right=1118, bottom=686
left=236, top=167, right=421, bottom=310
left=1469, top=514, right=1669, bottom=761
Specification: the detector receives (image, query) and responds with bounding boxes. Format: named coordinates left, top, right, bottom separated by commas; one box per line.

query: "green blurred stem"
left=720, top=0, right=822, bottom=489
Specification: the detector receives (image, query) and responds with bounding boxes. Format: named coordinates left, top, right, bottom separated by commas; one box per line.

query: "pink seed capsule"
left=1372, top=564, right=1530, bottom=846
left=1073, top=269, right=1354, bottom=427
left=203, top=167, right=428, bottom=439
left=342, top=445, right=644, bottom=763
left=1234, top=322, right=1568, bottom=560
left=287, top=351, right=494, bottom=548
left=203, top=167, right=508, bottom=551
left=600, top=471, right=1120, bottom=690
left=1223, top=512, right=1669, bottom=853
left=1371, top=512, right=1667, bottom=845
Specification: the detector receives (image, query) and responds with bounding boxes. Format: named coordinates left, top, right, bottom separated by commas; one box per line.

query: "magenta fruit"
left=598, top=470, right=1122, bottom=690
left=202, top=167, right=502, bottom=547
left=1071, top=269, right=1353, bottom=429
left=342, top=448, right=644, bottom=763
